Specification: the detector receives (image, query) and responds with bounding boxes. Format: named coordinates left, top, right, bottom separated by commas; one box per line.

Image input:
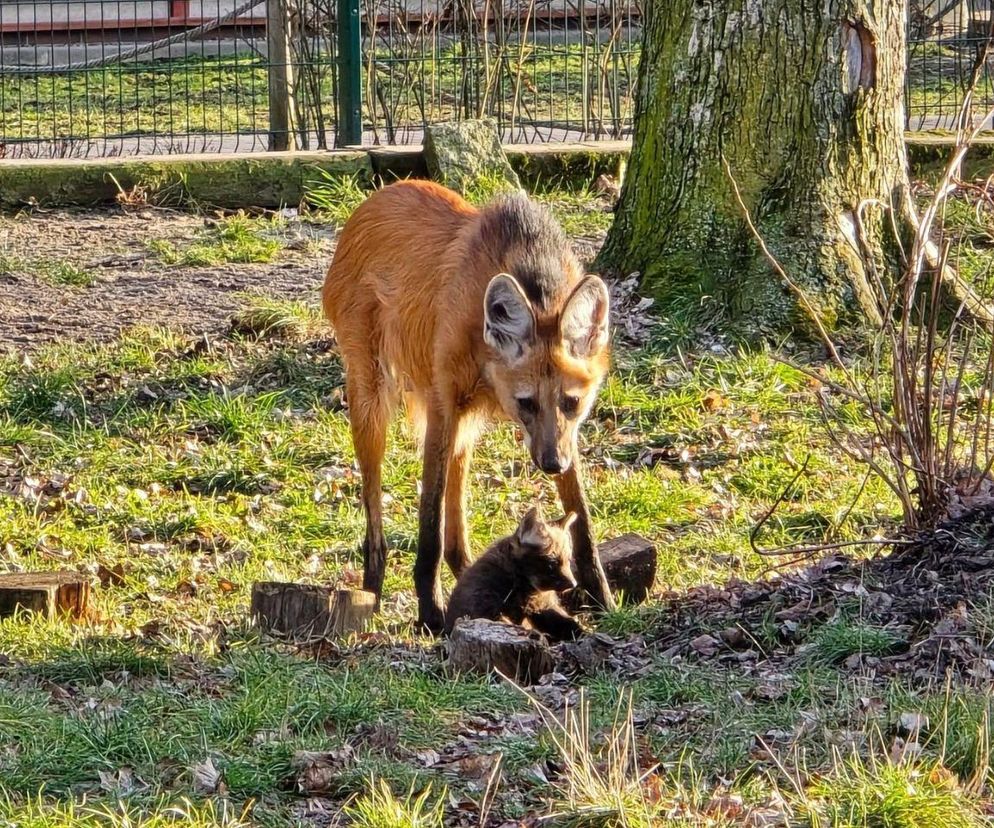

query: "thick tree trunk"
left=598, top=1, right=908, bottom=338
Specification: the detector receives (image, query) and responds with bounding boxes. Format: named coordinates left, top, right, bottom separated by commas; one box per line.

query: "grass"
left=0, top=35, right=971, bottom=157
left=0, top=45, right=637, bottom=152
left=538, top=692, right=662, bottom=828
left=147, top=214, right=282, bottom=266
left=304, top=170, right=370, bottom=226
left=228, top=296, right=320, bottom=340
left=0, top=186, right=993, bottom=824
left=0, top=797, right=253, bottom=828
left=0, top=250, right=94, bottom=287
left=344, top=780, right=445, bottom=828
left=0, top=315, right=950, bottom=822
left=806, top=620, right=907, bottom=666
left=803, top=753, right=989, bottom=828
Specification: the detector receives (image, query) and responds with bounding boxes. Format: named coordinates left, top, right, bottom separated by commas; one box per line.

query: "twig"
left=750, top=452, right=909, bottom=568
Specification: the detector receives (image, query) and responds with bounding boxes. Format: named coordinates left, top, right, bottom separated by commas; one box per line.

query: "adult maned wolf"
left=322, top=180, right=615, bottom=633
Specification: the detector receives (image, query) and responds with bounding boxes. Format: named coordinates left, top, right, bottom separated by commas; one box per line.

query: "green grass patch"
left=0, top=250, right=94, bottom=287
left=344, top=780, right=445, bottom=828
left=304, top=170, right=371, bottom=225
left=0, top=797, right=252, bottom=828
left=803, top=755, right=988, bottom=828
left=228, top=299, right=318, bottom=340
left=806, top=620, right=906, bottom=666
left=148, top=214, right=281, bottom=266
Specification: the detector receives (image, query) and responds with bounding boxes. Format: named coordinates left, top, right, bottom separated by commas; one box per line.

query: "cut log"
left=598, top=534, right=657, bottom=606
left=446, top=618, right=554, bottom=684
left=0, top=572, right=90, bottom=620
left=250, top=583, right=376, bottom=641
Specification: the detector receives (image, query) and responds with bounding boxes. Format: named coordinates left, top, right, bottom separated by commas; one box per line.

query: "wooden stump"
left=0, top=572, right=90, bottom=620
left=599, top=534, right=656, bottom=606
left=446, top=618, right=554, bottom=684
left=250, top=583, right=376, bottom=641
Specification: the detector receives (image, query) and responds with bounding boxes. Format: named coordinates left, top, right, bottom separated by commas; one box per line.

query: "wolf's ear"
left=516, top=505, right=545, bottom=547
left=560, top=275, right=610, bottom=358
left=484, top=273, right=536, bottom=365
left=555, top=512, right=577, bottom=533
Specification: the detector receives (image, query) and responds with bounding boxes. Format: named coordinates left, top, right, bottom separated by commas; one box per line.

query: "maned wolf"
left=444, top=506, right=584, bottom=642
left=322, top=179, right=614, bottom=633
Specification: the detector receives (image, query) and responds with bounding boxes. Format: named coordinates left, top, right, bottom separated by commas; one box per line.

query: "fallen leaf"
left=690, top=634, right=720, bottom=657
left=176, top=580, right=198, bottom=599
left=898, top=711, right=928, bottom=736
left=702, top=390, right=728, bottom=412
left=705, top=793, right=744, bottom=819
left=98, top=767, right=137, bottom=795
left=416, top=749, right=441, bottom=767
left=191, top=757, right=221, bottom=794
left=293, top=748, right=353, bottom=795
left=97, top=563, right=126, bottom=588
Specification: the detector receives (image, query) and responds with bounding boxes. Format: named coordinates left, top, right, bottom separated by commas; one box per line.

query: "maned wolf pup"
left=444, top=507, right=584, bottom=642
left=322, top=179, right=615, bottom=633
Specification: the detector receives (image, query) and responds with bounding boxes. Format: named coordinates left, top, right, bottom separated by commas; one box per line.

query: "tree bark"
left=598, top=1, right=908, bottom=338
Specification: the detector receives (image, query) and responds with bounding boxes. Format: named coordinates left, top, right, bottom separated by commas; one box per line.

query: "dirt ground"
left=0, top=208, right=608, bottom=353
left=0, top=208, right=335, bottom=351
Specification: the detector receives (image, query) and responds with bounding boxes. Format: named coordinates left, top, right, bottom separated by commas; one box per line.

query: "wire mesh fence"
left=907, top=0, right=994, bottom=130
left=0, top=0, right=640, bottom=158
left=4, top=2, right=990, bottom=160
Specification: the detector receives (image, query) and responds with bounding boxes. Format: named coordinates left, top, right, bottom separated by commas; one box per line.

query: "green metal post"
left=337, top=0, right=362, bottom=147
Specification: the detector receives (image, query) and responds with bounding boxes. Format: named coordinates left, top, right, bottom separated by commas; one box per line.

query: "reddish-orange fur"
left=323, top=180, right=615, bottom=633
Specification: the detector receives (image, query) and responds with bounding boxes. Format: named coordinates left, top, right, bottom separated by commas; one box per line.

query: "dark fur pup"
left=444, top=507, right=584, bottom=641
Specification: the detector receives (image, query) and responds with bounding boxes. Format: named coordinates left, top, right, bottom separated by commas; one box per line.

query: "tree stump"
left=250, top=583, right=376, bottom=641
left=0, top=572, right=90, bottom=620
left=447, top=618, right=554, bottom=684
left=561, top=534, right=657, bottom=612
left=598, top=534, right=657, bottom=606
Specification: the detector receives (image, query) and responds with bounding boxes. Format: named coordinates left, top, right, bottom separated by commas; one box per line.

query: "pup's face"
left=512, top=507, right=578, bottom=593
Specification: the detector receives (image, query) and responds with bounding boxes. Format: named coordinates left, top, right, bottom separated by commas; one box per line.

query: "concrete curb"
left=0, top=134, right=977, bottom=210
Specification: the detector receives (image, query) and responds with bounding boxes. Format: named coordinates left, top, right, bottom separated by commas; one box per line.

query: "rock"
left=423, top=119, right=521, bottom=195
left=446, top=618, right=554, bottom=684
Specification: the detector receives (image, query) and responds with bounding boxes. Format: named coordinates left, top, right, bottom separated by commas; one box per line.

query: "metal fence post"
left=336, top=0, right=362, bottom=147
left=267, top=0, right=296, bottom=151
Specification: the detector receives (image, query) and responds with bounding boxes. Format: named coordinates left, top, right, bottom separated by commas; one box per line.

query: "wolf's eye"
left=561, top=395, right=580, bottom=417
left=517, top=396, right=538, bottom=416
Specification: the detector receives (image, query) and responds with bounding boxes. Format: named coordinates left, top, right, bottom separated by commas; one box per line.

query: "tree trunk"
left=598, top=1, right=908, bottom=338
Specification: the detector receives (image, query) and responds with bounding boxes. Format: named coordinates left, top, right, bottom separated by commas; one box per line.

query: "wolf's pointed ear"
left=516, top=505, right=545, bottom=547
left=560, top=274, right=610, bottom=358
left=556, top=512, right=577, bottom=532
left=484, top=273, right=536, bottom=365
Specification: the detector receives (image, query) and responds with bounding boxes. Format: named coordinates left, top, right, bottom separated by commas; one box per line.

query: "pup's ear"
left=560, top=274, right=610, bottom=358
left=516, top=505, right=545, bottom=547
left=484, top=273, right=536, bottom=365
left=555, top=512, right=577, bottom=532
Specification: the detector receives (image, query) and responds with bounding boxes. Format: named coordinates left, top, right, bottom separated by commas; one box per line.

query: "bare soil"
left=0, top=208, right=336, bottom=351
left=0, top=207, right=607, bottom=353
